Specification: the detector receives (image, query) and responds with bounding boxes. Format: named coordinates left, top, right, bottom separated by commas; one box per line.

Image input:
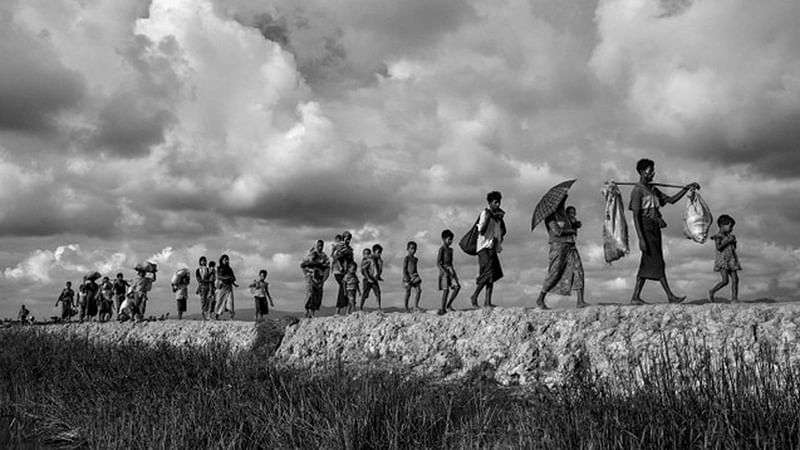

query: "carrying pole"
left=606, top=181, right=690, bottom=189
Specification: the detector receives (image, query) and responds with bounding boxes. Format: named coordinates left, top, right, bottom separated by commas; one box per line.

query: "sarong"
left=334, top=273, right=348, bottom=308
left=542, top=242, right=584, bottom=296
left=476, top=247, right=503, bottom=286
left=215, top=284, right=235, bottom=315
left=304, top=277, right=323, bottom=311
left=638, top=216, right=665, bottom=280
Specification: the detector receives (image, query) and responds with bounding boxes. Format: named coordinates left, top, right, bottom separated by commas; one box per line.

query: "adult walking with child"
left=332, top=231, right=354, bottom=313
left=629, top=158, right=699, bottom=305
left=469, top=191, right=506, bottom=309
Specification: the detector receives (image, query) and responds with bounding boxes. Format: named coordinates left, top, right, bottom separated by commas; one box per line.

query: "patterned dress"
left=713, top=234, right=741, bottom=272
left=541, top=210, right=584, bottom=296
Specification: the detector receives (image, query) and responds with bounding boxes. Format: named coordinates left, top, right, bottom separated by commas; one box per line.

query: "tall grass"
left=2, top=327, right=800, bottom=449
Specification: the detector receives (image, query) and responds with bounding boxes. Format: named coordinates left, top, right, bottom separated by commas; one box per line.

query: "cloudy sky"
left=2, top=0, right=799, bottom=319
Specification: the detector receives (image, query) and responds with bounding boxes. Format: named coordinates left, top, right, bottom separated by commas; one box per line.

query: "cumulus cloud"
left=591, top=0, right=800, bottom=177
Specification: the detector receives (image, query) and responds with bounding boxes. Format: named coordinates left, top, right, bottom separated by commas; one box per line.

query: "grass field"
left=2, top=326, right=800, bottom=449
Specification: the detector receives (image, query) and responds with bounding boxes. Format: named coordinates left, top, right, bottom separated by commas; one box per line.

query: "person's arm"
left=629, top=187, right=647, bottom=253
left=715, top=234, right=735, bottom=251
left=402, top=256, right=410, bottom=281
left=547, top=216, right=576, bottom=237
left=436, top=247, right=446, bottom=273
left=663, top=183, right=700, bottom=205
left=477, top=209, right=489, bottom=235
left=265, top=284, right=274, bottom=306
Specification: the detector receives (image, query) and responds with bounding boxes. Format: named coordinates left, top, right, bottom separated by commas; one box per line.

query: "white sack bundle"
left=602, top=182, right=629, bottom=263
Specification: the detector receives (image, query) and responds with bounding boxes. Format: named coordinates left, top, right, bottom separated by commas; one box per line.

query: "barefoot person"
left=301, top=240, right=330, bottom=318
left=536, top=202, right=586, bottom=309
left=437, top=229, right=460, bottom=314
left=469, top=191, right=506, bottom=308
left=629, top=159, right=699, bottom=305
left=708, top=214, right=741, bottom=303
left=214, top=254, right=237, bottom=320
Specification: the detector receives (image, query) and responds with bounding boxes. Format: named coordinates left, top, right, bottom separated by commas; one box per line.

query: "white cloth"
left=476, top=209, right=504, bottom=253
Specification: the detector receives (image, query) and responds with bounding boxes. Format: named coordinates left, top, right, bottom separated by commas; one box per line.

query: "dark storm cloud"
left=0, top=192, right=118, bottom=238
left=90, top=91, right=174, bottom=158
left=229, top=171, right=406, bottom=227
left=0, top=14, right=85, bottom=132
left=683, top=111, right=800, bottom=179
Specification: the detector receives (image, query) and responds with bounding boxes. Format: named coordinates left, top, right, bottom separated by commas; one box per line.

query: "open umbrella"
left=531, top=179, right=576, bottom=231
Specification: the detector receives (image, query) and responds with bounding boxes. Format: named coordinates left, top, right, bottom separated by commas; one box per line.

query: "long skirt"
left=304, top=278, right=323, bottom=311
left=198, top=284, right=213, bottom=313
left=476, top=247, right=503, bottom=286
left=61, top=302, right=72, bottom=320
left=638, top=216, right=666, bottom=280
left=542, top=242, right=584, bottom=296
left=216, top=284, right=235, bottom=315
left=334, top=273, right=348, bottom=308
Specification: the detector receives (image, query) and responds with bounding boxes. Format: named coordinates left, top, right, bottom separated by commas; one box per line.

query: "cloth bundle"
left=171, top=267, right=190, bottom=285
left=683, top=190, right=713, bottom=243
left=134, top=261, right=158, bottom=273
left=602, top=182, right=629, bottom=264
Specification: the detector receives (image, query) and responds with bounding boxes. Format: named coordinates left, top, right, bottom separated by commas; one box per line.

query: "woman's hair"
left=316, top=239, right=324, bottom=245
left=717, top=214, right=736, bottom=227
left=636, top=158, right=655, bottom=174
left=372, top=243, right=383, bottom=253
left=486, top=191, right=502, bottom=203
left=219, top=254, right=229, bottom=266
left=199, top=256, right=207, bottom=264
left=442, top=229, right=454, bottom=240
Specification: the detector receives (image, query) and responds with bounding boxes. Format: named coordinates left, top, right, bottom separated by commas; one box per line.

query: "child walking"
left=341, top=262, right=360, bottom=315
left=708, top=214, right=741, bottom=303
left=359, top=248, right=381, bottom=311
left=249, top=269, right=274, bottom=320
left=403, top=241, right=422, bottom=311
left=437, top=230, right=460, bottom=314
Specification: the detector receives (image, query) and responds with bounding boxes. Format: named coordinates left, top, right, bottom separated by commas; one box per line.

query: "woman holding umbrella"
left=532, top=180, right=586, bottom=309
left=629, top=158, right=699, bottom=305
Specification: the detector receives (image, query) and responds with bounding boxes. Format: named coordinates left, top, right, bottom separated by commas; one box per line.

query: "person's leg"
left=483, top=283, right=494, bottom=307
left=375, top=284, right=382, bottom=310
left=447, top=284, right=460, bottom=310
left=730, top=271, right=739, bottom=303
left=404, top=286, right=411, bottom=311
left=440, top=286, right=449, bottom=314
left=414, top=285, right=422, bottom=310
left=708, top=271, right=729, bottom=302
left=659, top=277, right=686, bottom=303
left=576, top=289, right=586, bottom=308
left=470, top=283, right=484, bottom=308
left=631, top=277, right=647, bottom=305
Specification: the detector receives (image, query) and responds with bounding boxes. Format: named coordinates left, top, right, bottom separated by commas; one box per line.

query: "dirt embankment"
left=13, top=303, right=800, bottom=386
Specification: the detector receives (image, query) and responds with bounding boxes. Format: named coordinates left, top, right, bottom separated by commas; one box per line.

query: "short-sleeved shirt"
left=629, top=183, right=667, bottom=223
left=113, top=280, right=128, bottom=297
left=344, top=273, right=359, bottom=291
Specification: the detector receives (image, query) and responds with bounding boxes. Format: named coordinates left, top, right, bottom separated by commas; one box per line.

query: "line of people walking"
left=48, top=159, right=743, bottom=322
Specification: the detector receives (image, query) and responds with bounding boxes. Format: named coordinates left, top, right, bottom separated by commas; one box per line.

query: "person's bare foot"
left=707, top=290, right=714, bottom=303
left=576, top=302, right=588, bottom=308
left=668, top=295, right=687, bottom=304
left=536, top=299, right=549, bottom=310
left=630, top=298, right=647, bottom=305
left=483, top=303, right=496, bottom=309
left=469, top=295, right=479, bottom=309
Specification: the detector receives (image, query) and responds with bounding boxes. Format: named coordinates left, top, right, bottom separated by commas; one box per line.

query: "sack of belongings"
left=683, top=190, right=713, bottom=244
left=84, top=271, right=102, bottom=281
left=171, top=267, right=190, bottom=286
left=602, top=182, right=629, bottom=264
left=134, top=261, right=158, bottom=274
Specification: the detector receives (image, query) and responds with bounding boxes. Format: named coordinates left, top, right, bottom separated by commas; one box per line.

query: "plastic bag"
left=683, top=190, right=713, bottom=244
left=602, top=182, right=629, bottom=264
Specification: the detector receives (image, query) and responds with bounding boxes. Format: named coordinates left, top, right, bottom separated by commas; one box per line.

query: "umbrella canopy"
left=531, top=179, right=577, bottom=231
